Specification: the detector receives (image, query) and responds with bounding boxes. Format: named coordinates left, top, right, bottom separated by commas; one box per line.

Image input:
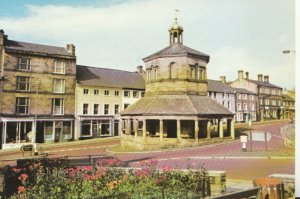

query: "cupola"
left=169, top=10, right=183, bottom=45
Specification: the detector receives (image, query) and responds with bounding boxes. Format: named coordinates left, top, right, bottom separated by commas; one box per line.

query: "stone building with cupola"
left=120, top=18, right=235, bottom=149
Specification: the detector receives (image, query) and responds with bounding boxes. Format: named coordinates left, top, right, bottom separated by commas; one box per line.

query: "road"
left=0, top=120, right=294, bottom=181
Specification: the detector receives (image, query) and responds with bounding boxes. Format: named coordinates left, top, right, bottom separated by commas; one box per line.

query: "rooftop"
left=121, top=95, right=233, bottom=116
left=231, top=87, right=255, bottom=94
left=76, top=65, right=145, bottom=90
left=207, top=79, right=234, bottom=93
left=143, top=43, right=209, bottom=62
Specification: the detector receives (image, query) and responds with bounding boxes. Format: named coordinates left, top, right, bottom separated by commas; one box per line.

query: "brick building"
left=0, top=30, right=76, bottom=149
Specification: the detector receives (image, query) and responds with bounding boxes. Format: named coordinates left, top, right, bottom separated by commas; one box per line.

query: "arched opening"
left=169, top=62, right=176, bottom=79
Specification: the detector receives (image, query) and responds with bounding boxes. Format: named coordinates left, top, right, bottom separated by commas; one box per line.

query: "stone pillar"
left=195, top=120, right=199, bottom=143
left=142, top=119, right=146, bottom=140
left=230, top=119, right=235, bottom=139
left=134, top=119, right=138, bottom=139
left=177, top=120, right=181, bottom=139
left=159, top=119, right=163, bottom=142
left=218, top=119, right=224, bottom=139
left=207, top=121, right=211, bottom=139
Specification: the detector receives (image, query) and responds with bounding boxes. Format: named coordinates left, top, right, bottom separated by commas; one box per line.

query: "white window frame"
left=93, top=104, right=99, bottom=115
left=16, top=76, right=30, bottom=91
left=243, top=103, right=247, bottom=111
left=133, top=91, right=139, bottom=98
left=251, top=103, right=255, bottom=111
left=250, top=95, right=254, bottom=100
left=53, top=79, right=65, bottom=93
left=104, top=104, right=110, bottom=115
left=94, top=90, right=99, bottom=95
left=237, top=103, right=241, bottom=111
left=52, top=98, right=64, bottom=115
left=243, top=94, right=247, bottom=100
left=54, top=61, right=66, bottom=74
left=83, top=89, right=89, bottom=94
left=124, top=103, right=130, bottom=110
left=114, top=104, right=120, bottom=115
left=124, top=90, right=130, bottom=97
left=115, top=91, right=119, bottom=96
left=18, top=57, right=31, bottom=71
left=83, top=103, right=89, bottom=115
left=237, top=93, right=241, bottom=99
left=16, top=97, right=30, bottom=115
left=104, top=90, right=110, bottom=96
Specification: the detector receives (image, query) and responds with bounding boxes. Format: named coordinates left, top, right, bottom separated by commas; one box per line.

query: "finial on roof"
left=174, top=9, right=179, bottom=24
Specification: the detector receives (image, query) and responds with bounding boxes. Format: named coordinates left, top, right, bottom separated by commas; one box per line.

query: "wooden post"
left=230, top=119, right=235, bottom=139
left=142, top=119, right=146, bottom=140
left=134, top=119, right=138, bottom=139
left=218, top=119, right=223, bottom=139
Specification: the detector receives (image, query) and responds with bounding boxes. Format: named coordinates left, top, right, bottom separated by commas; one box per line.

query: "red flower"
left=17, top=186, right=26, bottom=193
left=18, top=173, right=28, bottom=181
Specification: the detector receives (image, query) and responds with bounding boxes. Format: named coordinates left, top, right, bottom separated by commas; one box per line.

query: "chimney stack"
left=0, top=29, right=5, bottom=46
left=257, top=74, right=263, bottom=82
left=245, top=71, right=249, bottom=80
left=219, top=76, right=226, bottom=83
left=66, top=44, right=76, bottom=56
left=264, top=75, right=269, bottom=83
left=137, top=65, right=143, bottom=74
left=238, top=70, right=244, bottom=80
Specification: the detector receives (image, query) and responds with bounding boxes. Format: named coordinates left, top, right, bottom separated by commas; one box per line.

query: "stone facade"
left=0, top=30, right=76, bottom=148
left=230, top=70, right=283, bottom=121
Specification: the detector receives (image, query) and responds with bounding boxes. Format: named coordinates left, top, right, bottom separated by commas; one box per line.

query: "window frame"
left=94, top=90, right=99, bottom=95
left=16, top=97, right=30, bottom=115
left=104, top=90, right=110, bottom=96
left=54, top=61, right=66, bottom=74
left=52, top=98, right=64, bottom=115
left=104, top=104, right=110, bottom=115
left=93, top=104, right=99, bottom=115
left=83, top=103, right=89, bottom=115
left=53, top=79, right=65, bottom=93
left=114, top=104, right=120, bottom=114
left=133, top=91, right=139, bottom=98
left=18, top=57, right=31, bottom=71
left=16, top=76, right=30, bottom=91
left=83, top=89, right=89, bottom=94
left=115, top=91, right=119, bottom=96
left=124, top=90, right=130, bottom=97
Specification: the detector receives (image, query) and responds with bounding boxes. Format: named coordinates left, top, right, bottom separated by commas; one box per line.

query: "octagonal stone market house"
left=120, top=19, right=235, bottom=149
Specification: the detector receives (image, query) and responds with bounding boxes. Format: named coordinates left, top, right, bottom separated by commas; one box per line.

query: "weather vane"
left=174, top=9, right=179, bottom=23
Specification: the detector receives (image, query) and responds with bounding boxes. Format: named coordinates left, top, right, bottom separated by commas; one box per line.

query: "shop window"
left=81, top=120, right=91, bottom=137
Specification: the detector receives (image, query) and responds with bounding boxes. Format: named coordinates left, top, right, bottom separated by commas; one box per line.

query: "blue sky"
left=0, top=0, right=295, bottom=89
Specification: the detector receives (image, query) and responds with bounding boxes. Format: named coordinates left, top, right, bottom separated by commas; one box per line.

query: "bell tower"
left=169, top=9, right=183, bottom=45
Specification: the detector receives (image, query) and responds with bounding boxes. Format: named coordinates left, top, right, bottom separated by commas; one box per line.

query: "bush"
left=2, top=158, right=210, bottom=199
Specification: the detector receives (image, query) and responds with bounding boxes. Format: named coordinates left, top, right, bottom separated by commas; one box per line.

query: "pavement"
left=0, top=120, right=294, bottom=191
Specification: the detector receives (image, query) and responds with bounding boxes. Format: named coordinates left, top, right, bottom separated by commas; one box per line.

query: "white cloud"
left=0, top=0, right=295, bottom=89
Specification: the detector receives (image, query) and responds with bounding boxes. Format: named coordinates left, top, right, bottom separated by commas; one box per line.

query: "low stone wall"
left=269, top=174, right=295, bottom=198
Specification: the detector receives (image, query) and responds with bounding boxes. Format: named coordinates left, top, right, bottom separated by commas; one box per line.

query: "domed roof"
left=168, top=22, right=183, bottom=31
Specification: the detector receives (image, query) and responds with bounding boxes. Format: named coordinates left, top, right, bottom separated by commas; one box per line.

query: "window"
left=100, top=121, right=110, bottom=136
left=265, top=99, right=270, bottom=105
left=104, top=90, right=109, bottom=96
left=272, top=100, right=276, bottom=106
left=124, top=103, right=130, bottom=110
left=53, top=79, right=65, bottom=93
left=124, top=90, right=130, bottom=97
left=243, top=103, right=247, bottom=111
left=133, top=91, right=139, bottom=98
left=83, top=104, right=89, bottom=115
left=243, top=94, right=247, bottom=100
left=18, top=57, right=31, bottom=71
left=52, top=98, right=64, bottom=115
left=83, top=89, right=89, bottom=94
left=272, top=89, right=276, bottom=95
left=81, top=120, right=92, bottom=137
left=250, top=95, right=254, bottom=100
left=222, top=93, right=225, bottom=99
left=237, top=93, right=241, bottom=99
left=16, top=97, right=29, bottom=114
left=94, top=104, right=99, bottom=115
left=251, top=103, right=255, bottom=111
left=54, top=61, right=65, bottom=74
left=16, top=76, right=30, bottom=91
left=228, top=101, right=231, bottom=109
left=115, top=91, right=119, bottom=96
left=213, top=92, right=216, bottom=99
left=104, top=104, right=109, bottom=115
left=141, top=92, right=145, bottom=97
left=94, top=90, right=99, bottom=95
left=114, top=104, right=120, bottom=114
left=138, top=121, right=143, bottom=130
left=237, top=103, right=241, bottom=111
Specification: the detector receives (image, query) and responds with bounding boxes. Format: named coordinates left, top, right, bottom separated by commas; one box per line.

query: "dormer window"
left=18, top=57, right=31, bottom=71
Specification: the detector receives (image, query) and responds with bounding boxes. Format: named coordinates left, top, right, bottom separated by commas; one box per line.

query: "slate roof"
left=76, top=65, right=145, bottom=90
left=143, top=43, right=210, bottom=62
left=248, top=79, right=281, bottom=89
left=207, top=79, right=234, bottom=93
left=4, top=40, right=73, bottom=57
left=283, top=94, right=295, bottom=101
left=120, top=95, right=233, bottom=116
left=231, top=87, right=255, bottom=94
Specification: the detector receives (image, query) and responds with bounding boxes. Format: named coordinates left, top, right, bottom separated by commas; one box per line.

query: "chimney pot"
left=220, top=76, right=226, bottom=83
left=257, top=74, right=263, bottom=82
left=238, top=70, right=244, bottom=80
left=245, top=72, right=249, bottom=80
left=264, top=75, right=269, bottom=83
left=66, top=44, right=75, bottom=56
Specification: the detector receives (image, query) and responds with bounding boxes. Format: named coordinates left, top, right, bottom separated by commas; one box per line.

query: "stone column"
left=134, top=119, right=138, bottom=139
left=230, top=119, right=235, bottom=139
left=142, top=119, right=146, bottom=140
left=206, top=120, right=211, bottom=139
left=159, top=119, right=163, bottom=143
left=177, top=120, right=181, bottom=139
left=195, top=120, right=199, bottom=143
left=218, top=119, right=224, bottom=139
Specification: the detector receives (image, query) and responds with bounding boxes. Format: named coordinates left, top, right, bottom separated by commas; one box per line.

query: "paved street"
left=0, top=121, right=294, bottom=181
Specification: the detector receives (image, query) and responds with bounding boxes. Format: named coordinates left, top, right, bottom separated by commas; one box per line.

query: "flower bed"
left=1, top=158, right=211, bottom=199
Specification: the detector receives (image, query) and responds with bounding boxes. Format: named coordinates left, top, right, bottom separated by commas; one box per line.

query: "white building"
left=74, top=65, right=145, bottom=140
